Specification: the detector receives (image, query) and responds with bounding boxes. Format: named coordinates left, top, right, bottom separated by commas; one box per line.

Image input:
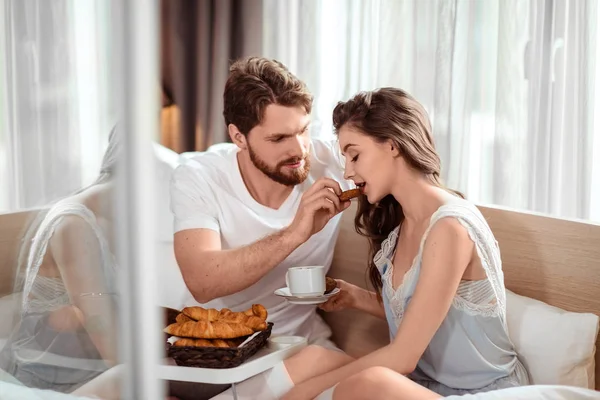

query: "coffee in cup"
left=285, top=266, right=326, bottom=296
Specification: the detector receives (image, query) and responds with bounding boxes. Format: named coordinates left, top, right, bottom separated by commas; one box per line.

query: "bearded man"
left=170, top=57, right=353, bottom=347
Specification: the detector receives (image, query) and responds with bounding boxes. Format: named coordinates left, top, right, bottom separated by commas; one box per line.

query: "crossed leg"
left=209, top=344, right=354, bottom=400
left=70, top=350, right=442, bottom=400
left=284, top=345, right=355, bottom=385
left=333, top=366, right=442, bottom=400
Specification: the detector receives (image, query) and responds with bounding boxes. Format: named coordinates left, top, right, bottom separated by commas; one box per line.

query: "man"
left=170, top=56, right=353, bottom=347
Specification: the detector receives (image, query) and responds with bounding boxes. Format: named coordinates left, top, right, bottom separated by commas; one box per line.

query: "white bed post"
left=111, top=0, right=163, bottom=398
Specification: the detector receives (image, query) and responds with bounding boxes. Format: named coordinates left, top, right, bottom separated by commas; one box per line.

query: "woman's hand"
left=318, top=279, right=359, bottom=312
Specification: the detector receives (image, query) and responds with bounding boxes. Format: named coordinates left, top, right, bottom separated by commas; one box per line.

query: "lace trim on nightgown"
left=21, top=202, right=116, bottom=313
left=374, top=204, right=507, bottom=328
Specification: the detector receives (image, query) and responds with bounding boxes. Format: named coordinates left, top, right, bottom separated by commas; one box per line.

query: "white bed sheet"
left=443, top=385, right=600, bottom=400
left=0, top=381, right=94, bottom=400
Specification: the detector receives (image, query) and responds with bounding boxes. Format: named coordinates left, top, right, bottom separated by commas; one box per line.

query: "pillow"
left=152, top=143, right=180, bottom=243
left=506, top=289, right=600, bottom=389
left=0, top=292, right=21, bottom=338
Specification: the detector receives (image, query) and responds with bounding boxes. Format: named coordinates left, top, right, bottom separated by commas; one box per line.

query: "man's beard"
left=248, top=144, right=311, bottom=186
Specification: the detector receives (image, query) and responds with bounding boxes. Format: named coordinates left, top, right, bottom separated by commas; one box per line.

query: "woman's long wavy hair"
left=332, top=88, right=463, bottom=299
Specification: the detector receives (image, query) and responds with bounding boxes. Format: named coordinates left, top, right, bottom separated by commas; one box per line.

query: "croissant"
left=182, top=306, right=220, bottom=322
left=173, top=338, right=241, bottom=348
left=174, top=338, right=216, bottom=347
left=218, top=313, right=267, bottom=331
left=246, top=315, right=268, bottom=331
left=227, top=338, right=245, bottom=347
left=173, top=338, right=227, bottom=348
left=211, top=339, right=233, bottom=348
left=250, top=304, right=268, bottom=320
left=176, top=313, right=193, bottom=323
left=218, top=308, right=232, bottom=318
left=239, top=304, right=268, bottom=319
left=164, top=320, right=254, bottom=339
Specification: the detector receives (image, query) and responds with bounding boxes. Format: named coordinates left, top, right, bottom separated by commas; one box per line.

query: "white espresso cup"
left=285, top=266, right=326, bottom=297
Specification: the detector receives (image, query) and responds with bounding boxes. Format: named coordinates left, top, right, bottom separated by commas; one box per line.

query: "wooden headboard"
left=0, top=209, right=43, bottom=297
left=481, top=205, right=600, bottom=389
left=324, top=203, right=600, bottom=390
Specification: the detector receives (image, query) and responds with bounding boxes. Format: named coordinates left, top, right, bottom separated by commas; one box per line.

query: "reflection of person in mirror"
left=0, top=127, right=180, bottom=400
left=0, top=126, right=123, bottom=396
left=281, top=88, right=529, bottom=400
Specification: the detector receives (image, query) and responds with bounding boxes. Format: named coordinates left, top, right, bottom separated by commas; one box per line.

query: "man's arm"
left=175, top=227, right=303, bottom=303
left=175, top=177, right=351, bottom=303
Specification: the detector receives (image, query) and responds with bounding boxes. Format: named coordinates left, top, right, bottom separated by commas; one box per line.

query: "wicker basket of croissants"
left=164, top=304, right=272, bottom=369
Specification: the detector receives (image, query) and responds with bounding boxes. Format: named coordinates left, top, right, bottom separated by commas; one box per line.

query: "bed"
left=1, top=203, right=599, bottom=398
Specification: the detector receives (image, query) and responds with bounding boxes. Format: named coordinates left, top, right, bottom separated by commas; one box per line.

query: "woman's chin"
left=364, top=193, right=377, bottom=205
left=365, top=191, right=388, bottom=205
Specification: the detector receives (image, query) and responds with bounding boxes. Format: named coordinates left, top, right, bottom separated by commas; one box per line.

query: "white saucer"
left=274, top=287, right=340, bottom=304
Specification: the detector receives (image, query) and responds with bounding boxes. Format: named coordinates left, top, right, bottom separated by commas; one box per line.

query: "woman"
left=282, top=88, right=529, bottom=400
left=0, top=126, right=122, bottom=394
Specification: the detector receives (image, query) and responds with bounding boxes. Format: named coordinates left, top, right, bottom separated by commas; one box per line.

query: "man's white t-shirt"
left=170, top=138, right=353, bottom=341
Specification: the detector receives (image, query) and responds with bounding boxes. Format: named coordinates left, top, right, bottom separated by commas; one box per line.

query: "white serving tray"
left=157, top=336, right=307, bottom=384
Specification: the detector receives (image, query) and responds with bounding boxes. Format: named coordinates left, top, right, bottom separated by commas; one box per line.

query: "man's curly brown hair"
left=223, top=57, right=313, bottom=135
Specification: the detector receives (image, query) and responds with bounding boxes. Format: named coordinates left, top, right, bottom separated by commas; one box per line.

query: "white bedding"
left=444, top=385, right=600, bottom=400
left=0, top=381, right=94, bottom=400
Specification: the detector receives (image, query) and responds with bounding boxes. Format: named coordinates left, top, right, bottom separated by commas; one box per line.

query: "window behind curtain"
left=0, top=0, right=114, bottom=213
left=263, top=0, right=600, bottom=221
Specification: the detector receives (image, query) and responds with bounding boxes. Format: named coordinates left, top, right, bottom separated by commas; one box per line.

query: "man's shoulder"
left=176, top=143, right=237, bottom=176
left=180, top=142, right=237, bottom=163
left=171, top=144, right=239, bottom=198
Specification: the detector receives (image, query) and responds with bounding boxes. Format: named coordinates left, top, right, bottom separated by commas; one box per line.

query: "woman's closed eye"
left=351, top=155, right=359, bottom=162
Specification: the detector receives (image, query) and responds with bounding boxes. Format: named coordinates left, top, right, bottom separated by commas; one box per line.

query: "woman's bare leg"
left=333, top=366, right=442, bottom=400
left=283, top=345, right=354, bottom=385
left=208, top=345, right=354, bottom=400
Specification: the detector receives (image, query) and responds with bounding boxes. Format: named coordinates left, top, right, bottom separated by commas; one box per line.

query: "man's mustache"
left=278, top=155, right=308, bottom=167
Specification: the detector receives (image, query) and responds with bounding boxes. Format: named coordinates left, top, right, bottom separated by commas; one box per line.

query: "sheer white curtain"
left=263, top=0, right=600, bottom=222
left=0, top=0, right=115, bottom=212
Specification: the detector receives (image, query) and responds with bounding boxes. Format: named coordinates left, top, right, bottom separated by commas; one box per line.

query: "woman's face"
left=338, top=125, right=397, bottom=204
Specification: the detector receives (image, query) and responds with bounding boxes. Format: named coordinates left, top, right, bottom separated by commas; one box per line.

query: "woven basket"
left=162, top=307, right=180, bottom=349
left=167, top=322, right=273, bottom=369
left=163, top=307, right=180, bottom=326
